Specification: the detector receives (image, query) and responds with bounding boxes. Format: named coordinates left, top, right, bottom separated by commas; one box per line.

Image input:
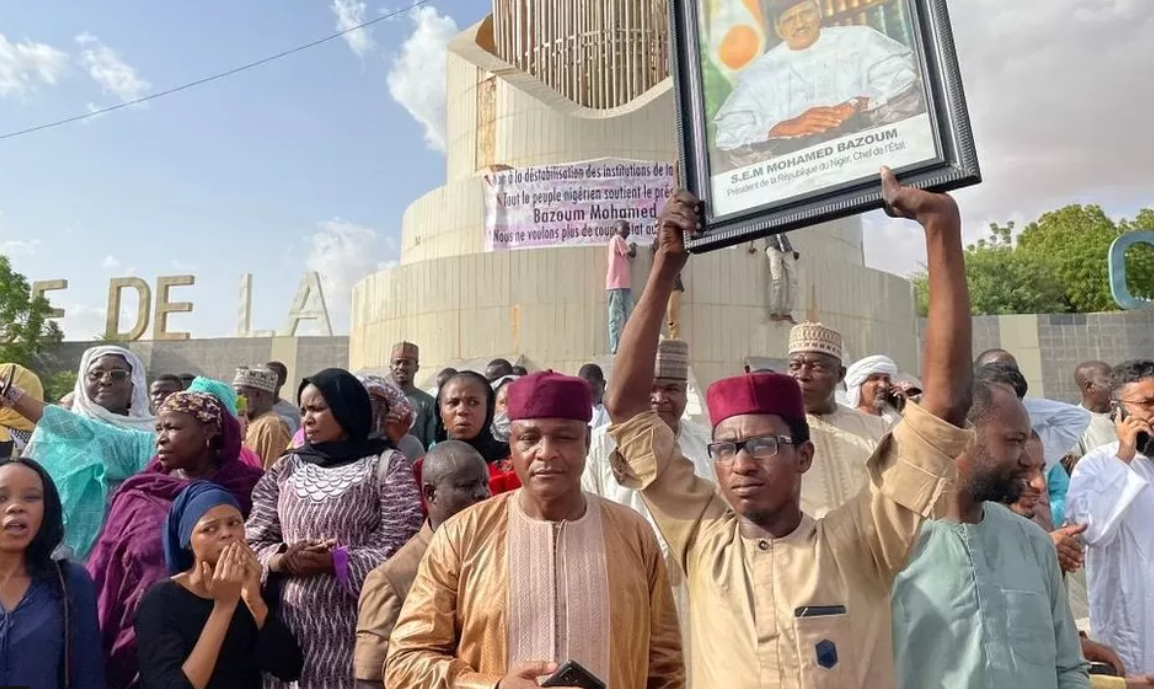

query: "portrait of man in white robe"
left=713, top=0, right=924, bottom=164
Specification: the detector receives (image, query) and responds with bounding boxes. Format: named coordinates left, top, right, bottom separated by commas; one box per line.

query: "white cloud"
left=57, top=303, right=108, bottom=341
left=332, top=0, right=376, bottom=57
left=304, top=219, right=385, bottom=332
left=75, top=33, right=149, bottom=103
left=386, top=6, right=457, bottom=152
left=101, top=255, right=120, bottom=270
left=0, top=32, right=68, bottom=97
left=861, top=1, right=1154, bottom=276
left=0, top=239, right=42, bottom=256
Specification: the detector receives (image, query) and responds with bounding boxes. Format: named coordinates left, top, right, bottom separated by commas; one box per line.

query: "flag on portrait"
left=704, top=0, right=768, bottom=82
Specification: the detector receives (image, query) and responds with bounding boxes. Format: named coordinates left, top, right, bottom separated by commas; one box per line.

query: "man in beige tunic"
left=606, top=169, right=973, bottom=688
left=786, top=322, right=891, bottom=516
left=386, top=371, right=684, bottom=689
left=354, top=441, right=492, bottom=687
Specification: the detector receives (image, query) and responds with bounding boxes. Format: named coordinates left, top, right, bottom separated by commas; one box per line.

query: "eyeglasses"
left=708, top=435, right=797, bottom=463
left=86, top=369, right=131, bottom=383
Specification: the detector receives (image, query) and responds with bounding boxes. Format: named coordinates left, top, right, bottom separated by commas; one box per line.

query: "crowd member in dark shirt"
left=135, top=482, right=301, bottom=689
left=0, top=457, right=104, bottom=689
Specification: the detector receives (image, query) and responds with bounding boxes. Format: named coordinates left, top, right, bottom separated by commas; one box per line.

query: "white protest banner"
left=483, top=158, right=674, bottom=251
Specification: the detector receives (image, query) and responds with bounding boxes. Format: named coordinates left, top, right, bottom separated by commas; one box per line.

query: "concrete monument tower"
left=349, top=0, right=918, bottom=388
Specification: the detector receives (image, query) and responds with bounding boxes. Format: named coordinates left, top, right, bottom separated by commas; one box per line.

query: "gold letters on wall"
left=35, top=272, right=334, bottom=342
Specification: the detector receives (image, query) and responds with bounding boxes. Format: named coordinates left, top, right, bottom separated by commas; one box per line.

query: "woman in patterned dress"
left=245, top=368, right=423, bottom=689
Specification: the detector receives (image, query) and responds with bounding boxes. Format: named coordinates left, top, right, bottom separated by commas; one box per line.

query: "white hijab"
left=844, top=355, right=899, bottom=409
left=71, top=345, right=155, bottom=432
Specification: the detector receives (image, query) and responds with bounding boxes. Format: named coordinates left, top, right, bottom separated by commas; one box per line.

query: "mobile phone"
left=540, top=661, right=606, bottom=689
left=1088, top=662, right=1119, bottom=676
left=1113, top=404, right=1154, bottom=455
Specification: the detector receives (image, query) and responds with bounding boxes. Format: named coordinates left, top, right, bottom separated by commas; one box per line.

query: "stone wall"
left=918, top=310, right=1154, bottom=403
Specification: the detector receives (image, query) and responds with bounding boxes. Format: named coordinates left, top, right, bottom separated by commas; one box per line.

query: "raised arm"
left=606, top=191, right=727, bottom=569
left=605, top=189, right=694, bottom=425
left=1, top=384, right=46, bottom=424
left=827, top=170, right=973, bottom=579
left=881, top=167, right=971, bottom=426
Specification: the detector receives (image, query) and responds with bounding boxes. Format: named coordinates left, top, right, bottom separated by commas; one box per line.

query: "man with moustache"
left=605, top=168, right=972, bottom=688
left=787, top=321, right=890, bottom=516
left=891, top=379, right=1089, bottom=688
left=386, top=371, right=684, bottom=689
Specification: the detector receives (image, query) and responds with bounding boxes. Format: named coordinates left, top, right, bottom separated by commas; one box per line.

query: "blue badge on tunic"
left=816, top=639, right=838, bottom=669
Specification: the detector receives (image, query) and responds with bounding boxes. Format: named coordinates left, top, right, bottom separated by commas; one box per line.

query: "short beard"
left=969, top=446, right=1025, bottom=505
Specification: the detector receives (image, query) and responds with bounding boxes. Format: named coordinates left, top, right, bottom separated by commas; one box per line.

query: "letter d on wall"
left=106, top=277, right=151, bottom=341
left=1109, top=232, right=1154, bottom=310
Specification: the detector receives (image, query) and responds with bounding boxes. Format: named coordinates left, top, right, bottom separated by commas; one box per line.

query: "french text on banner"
left=483, top=158, right=675, bottom=251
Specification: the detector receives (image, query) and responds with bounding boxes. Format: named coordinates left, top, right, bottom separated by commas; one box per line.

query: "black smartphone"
left=540, top=661, right=606, bottom=689
left=1113, top=403, right=1154, bottom=455
left=1088, top=662, right=1119, bottom=676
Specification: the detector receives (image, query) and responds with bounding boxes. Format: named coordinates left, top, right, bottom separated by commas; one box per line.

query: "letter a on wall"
left=282, top=272, right=333, bottom=336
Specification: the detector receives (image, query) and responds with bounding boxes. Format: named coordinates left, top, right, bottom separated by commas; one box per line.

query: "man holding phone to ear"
left=1067, top=360, right=1154, bottom=676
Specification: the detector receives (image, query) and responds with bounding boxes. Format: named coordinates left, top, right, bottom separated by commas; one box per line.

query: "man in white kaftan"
left=1066, top=360, right=1154, bottom=675
left=787, top=322, right=890, bottom=517
left=714, top=0, right=918, bottom=151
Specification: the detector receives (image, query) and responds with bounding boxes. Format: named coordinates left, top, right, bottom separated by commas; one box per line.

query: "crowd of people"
left=2, top=170, right=1154, bottom=689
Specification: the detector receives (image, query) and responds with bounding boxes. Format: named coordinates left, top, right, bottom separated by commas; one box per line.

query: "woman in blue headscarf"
left=134, top=482, right=301, bottom=689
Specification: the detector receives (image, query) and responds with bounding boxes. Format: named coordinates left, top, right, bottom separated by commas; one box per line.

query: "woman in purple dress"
left=245, top=368, right=423, bottom=689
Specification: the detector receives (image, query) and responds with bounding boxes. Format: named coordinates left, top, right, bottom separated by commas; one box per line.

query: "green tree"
left=0, top=256, right=63, bottom=365
left=42, top=370, right=76, bottom=403
left=912, top=222, right=1067, bottom=317
left=912, top=205, right=1154, bottom=315
left=1014, top=205, right=1154, bottom=312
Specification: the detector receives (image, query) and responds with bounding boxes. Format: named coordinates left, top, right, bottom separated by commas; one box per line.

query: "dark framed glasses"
left=708, top=435, right=797, bottom=463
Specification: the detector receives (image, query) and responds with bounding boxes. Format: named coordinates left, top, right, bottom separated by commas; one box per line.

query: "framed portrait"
left=672, top=0, right=981, bottom=252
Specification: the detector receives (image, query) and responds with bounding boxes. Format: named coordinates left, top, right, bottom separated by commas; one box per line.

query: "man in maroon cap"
left=605, top=167, right=973, bottom=688
left=387, top=371, right=684, bottom=689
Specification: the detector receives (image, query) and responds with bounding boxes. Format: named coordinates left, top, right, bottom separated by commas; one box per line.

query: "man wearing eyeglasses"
left=605, top=167, right=973, bottom=689
left=1067, top=360, right=1154, bottom=676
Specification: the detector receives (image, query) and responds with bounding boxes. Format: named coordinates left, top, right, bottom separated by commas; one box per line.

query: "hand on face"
left=203, top=542, right=246, bottom=606
left=1115, top=408, right=1152, bottom=462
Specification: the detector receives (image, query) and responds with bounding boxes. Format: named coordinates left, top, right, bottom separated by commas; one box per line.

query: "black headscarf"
left=434, top=370, right=510, bottom=464
left=295, top=368, right=393, bottom=468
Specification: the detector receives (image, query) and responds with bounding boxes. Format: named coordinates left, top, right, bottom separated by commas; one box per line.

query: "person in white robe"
left=845, top=354, right=903, bottom=425
left=714, top=0, right=918, bottom=151
left=1066, top=359, right=1154, bottom=676
left=786, top=322, right=890, bottom=516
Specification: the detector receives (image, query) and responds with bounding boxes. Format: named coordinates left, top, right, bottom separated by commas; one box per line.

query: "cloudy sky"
left=1, top=0, right=1151, bottom=340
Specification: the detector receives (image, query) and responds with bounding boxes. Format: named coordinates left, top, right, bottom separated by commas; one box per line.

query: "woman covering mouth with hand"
left=86, top=388, right=264, bottom=689
left=0, top=457, right=105, bottom=689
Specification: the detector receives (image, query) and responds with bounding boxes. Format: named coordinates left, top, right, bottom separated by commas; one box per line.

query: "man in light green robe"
left=891, top=380, right=1090, bottom=688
